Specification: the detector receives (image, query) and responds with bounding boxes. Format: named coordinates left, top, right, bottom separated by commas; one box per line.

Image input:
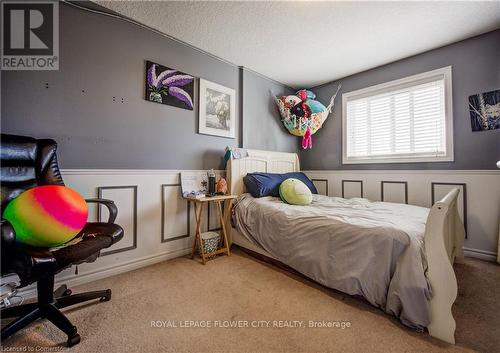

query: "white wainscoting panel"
left=161, top=184, right=189, bottom=243
left=98, top=186, right=137, bottom=255
left=305, top=170, right=500, bottom=262
left=381, top=181, right=408, bottom=204
left=311, top=179, right=328, bottom=196
left=14, top=169, right=224, bottom=297
left=342, top=180, right=363, bottom=198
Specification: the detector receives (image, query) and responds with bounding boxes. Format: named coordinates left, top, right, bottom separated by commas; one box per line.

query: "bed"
left=225, top=149, right=465, bottom=344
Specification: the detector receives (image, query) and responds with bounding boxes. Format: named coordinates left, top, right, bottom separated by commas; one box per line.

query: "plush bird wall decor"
left=273, top=85, right=341, bottom=149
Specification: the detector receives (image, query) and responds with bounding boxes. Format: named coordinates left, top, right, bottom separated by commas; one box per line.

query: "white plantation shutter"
left=342, top=67, right=453, bottom=164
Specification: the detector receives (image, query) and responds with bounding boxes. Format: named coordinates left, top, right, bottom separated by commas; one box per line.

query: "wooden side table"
left=184, top=194, right=237, bottom=265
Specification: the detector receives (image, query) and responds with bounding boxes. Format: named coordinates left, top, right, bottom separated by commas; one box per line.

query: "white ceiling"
left=94, top=1, right=500, bottom=88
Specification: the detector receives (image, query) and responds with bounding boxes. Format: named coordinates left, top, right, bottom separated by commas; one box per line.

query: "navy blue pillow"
left=282, top=172, right=318, bottom=194
left=243, top=173, right=283, bottom=198
left=243, top=172, right=317, bottom=198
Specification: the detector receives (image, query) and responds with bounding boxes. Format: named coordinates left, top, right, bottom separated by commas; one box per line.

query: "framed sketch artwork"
left=199, top=79, right=236, bottom=138
left=468, top=89, right=500, bottom=131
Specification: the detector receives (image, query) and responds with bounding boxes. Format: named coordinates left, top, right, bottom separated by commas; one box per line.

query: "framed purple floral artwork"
left=145, top=60, right=194, bottom=110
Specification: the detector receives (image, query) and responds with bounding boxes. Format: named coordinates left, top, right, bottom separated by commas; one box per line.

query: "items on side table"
left=207, top=169, right=216, bottom=196
left=216, top=178, right=228, bottom=194
left=180, top=172, right=208, bottom=199
left=180, top=171, right=228, bottom=198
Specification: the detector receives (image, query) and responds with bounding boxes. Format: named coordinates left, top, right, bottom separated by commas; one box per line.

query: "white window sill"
left=343, top=155, right=454, bottom=164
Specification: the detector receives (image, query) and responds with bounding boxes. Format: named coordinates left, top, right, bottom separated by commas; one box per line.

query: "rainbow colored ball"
left=3, top=185, right=88, bottom=247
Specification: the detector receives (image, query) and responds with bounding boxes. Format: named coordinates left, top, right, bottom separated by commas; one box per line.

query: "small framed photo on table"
left=199, top=79, right=236, bottom=138
left=180, top=172, right=207, bottom=198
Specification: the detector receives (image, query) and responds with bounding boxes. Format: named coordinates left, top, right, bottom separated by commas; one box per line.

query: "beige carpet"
left=2, top=249, right=499, bottom=353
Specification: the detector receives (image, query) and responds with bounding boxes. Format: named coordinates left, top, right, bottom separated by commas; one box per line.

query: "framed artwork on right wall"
left=198, top=79, right=236, bottom=138
left=468, top=89, right=500, bottom=131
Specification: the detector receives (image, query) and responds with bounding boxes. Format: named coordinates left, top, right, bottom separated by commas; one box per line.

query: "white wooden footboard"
left=425, top=188, right=465, bottom=344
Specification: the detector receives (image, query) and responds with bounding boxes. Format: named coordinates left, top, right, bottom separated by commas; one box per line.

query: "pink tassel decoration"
left=302, top=127, right=313, bottom=149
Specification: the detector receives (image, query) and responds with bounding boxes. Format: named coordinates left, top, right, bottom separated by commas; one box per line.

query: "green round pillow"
left=279, top=178, right=312, bottom=205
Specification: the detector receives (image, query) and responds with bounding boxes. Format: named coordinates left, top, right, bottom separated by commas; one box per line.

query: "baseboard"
left=464, top=247, right=498, bottom=262
left=18, top=247, right=192, bottom=299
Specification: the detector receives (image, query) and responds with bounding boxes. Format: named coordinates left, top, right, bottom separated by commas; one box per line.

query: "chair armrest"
left=1, top=219, right=16, bottom=249
left=1, top=219, right=17, bottom=276
left=85, top=198, right=118, bottom=224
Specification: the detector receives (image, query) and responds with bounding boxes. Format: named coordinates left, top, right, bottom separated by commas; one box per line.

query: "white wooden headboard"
left=227, top=149, right=300, bottom=195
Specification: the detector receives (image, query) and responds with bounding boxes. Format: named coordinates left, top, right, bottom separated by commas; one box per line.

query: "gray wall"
left=1, top=2, right=292, bottom=170
left=242, top=69, right=297, bottom=152
left=300, top=30, right=500, bottom=170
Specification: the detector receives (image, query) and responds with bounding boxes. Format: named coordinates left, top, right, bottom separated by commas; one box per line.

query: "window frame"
left=341, top=66, right=454, bottom=164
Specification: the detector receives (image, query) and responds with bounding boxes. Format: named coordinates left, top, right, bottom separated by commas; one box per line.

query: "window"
left=342, top=67, right=453, bottom=164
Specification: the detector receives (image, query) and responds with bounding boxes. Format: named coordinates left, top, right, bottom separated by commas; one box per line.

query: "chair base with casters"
left=1, top=220, right=123, bottom=347
left=1, top=278, right=112, bottom=347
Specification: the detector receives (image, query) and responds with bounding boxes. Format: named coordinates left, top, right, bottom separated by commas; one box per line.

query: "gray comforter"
left=233, top=193, right=431, bottom=329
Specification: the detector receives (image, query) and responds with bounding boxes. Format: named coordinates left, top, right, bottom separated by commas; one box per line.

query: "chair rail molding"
left=61, top=169, right=224, bottom=175
left=304, top=169, right=500, bottom=262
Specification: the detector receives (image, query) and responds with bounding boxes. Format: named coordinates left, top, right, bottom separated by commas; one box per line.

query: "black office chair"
left=0, top=134, right=124, bottom=346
